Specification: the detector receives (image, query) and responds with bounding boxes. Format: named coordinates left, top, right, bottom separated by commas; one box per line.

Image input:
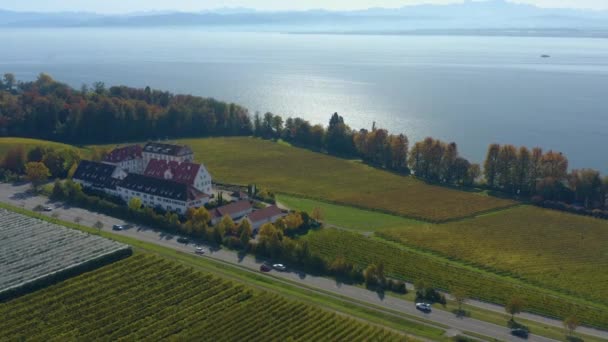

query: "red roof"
left=247, top=205, right=284, bottom=223
left=104, top=145, right=142, bottom=163
left=144, top=159, right=202, bottom=186
left=211, top=200, right=252, bottom=219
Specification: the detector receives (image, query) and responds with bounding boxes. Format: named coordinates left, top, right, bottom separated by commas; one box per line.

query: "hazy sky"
left=0, top=0, right=606, bottom=13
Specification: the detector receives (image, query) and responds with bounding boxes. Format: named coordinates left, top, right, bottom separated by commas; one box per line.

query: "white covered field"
left=0, top=209, right=130, bottom=296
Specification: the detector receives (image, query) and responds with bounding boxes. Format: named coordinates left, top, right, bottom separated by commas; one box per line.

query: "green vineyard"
left=304, top=229, right=608, bottom=329
left=0, top=254, right=408, bottom=341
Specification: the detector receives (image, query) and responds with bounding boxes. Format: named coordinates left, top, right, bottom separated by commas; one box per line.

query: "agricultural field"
left=0, top=209, right=130, bottom=299
left=277, top=194, right=423, bottom=232
left=175, top=137, right=515, bottom=222
left=0, top=254, right=409, bottom=341
left=0, top=137, right=87, bottom=157
left=303, top=228, right=608, bottom=329
left=377, top=205, right=608, bottom=306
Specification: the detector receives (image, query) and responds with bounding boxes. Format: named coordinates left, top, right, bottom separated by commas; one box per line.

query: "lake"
left=1, top=28, right=607, bottom=171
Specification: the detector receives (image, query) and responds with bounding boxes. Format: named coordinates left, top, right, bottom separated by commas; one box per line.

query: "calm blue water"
left=1, top=28, right=607, bottom=171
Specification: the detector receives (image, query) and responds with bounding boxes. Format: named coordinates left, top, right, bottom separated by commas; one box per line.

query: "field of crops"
left=173, top=137, right=514, bottom=222
left=303, top=228, right=608, bottom=328
left=0, top=254, right=408, bottom=341
left=0, top=209, right=130, bottom=298
left=0, top=137, right=87, bottom=157
left=377, top=205, right=608, bottom=306
left=277, top=194, right=423, bottom=232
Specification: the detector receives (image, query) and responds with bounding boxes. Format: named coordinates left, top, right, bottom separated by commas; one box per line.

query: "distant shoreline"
left=286, top=29, right=608, bottom=39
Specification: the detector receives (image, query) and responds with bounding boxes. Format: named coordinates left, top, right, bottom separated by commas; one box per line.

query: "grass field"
left=175, top=137, right=514, bottom=222
left=0, top=254, right=410, bottom=341
left=303, top=228, right=608, bottom=329
left=0, top=137, right=87, bottom=157
left=277, top=194, right=423, bottom=232
left=377, top=205, right=608, bottom=306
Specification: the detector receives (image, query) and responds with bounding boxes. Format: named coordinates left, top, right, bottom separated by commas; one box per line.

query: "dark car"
left=260, top=264, right=272, bottom=272
left=177, top=237, right=190, bottom=244
left=511, top=328, right=529, bottom=339
left=415, top=303, right=432, bottom=312
left=112, top=224, right=124, bottom=231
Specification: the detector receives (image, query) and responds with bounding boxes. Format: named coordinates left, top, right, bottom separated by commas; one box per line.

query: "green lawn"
left=377, top=205, right=608, bottom=307
left=277, top=194, right=423, bottom=232
left=0, top=137, right=88, bottom=157
left=174, top=137, right=515, bottom=222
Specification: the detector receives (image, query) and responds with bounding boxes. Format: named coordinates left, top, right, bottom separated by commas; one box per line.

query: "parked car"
left=43, top=206, right=53, bottom=212
left=195, top=247, right=205, bottom=255
left=177, top=237, right=190, bottom=244
left=511, top=328, right=529, bottom=339
left=260, top=264, right=272, bottom=272
left=415, top=303, right=432, bottom=312
left=272, top=263, right=287, bottom=272
left=112, top=224, right=124, bottom=231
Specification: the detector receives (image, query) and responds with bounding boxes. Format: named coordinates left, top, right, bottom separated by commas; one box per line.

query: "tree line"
left=0, top=73, right=252, bottom=143
left=483, top=143, right=607, bottom=211
left=1, top=73, right=606, bottom=214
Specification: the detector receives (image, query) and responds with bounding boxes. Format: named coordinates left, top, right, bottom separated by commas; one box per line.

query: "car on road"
left=511, top=328, right=529, bottom=339
left=272, top=263, right=287, bottom=272
left=415, top=303, right=432, bottom=312
left=194, top=247, right=205, bottom=255
left=177, top=237, right=190, bottom=244
left=43, top=206, right=53, bottom=212
left=112, top=224, right=124, bottom=231
left=260, top=264, right=272, bottom=272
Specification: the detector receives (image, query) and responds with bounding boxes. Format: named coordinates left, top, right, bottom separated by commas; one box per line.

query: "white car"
left=416, top=303, right=432, bottom=312
left=272, top=263, right=287, bottom=272
left=195, top=247, right=205, bottom=255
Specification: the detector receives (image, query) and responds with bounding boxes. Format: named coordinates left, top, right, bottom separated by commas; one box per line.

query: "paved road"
left=2, top=182, right=604, bottom=342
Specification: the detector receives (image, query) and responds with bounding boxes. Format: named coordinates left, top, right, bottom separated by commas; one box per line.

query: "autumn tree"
left=284, top=212, right=304, bottom=232
left=569, top=169, right=603, bottom=209
left=484, top=144, right=500, bottom=188
left=563, top=315, right=580, bottom=337
left=217, top=215, right=236, bottom=236
left=451, top=287, right=469, bottom=314
left=514, top=146, right=531, bottom=195
left=3, top=73, right=15, bottom=90
left=505, top=296, right=525, bottom=321
left=238, top=219, right=253, bottom=247
left=541, top=150, right=568, bottom=180
left=2, top=146, right=25, bottom=173
left=93, top=221, right=104, bottom=231
left=311, top=207, right=325, bottom=222
left=496, top=144, right=517, bottom=192
left=465, top=163, right=481, bottom=186
left=25, top=162, right=50, bottom=189
left=128, top=197, right=142, bottom=211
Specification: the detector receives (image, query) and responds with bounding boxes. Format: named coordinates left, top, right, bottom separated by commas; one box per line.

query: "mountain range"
left=1, top=0, right=607, bottom=36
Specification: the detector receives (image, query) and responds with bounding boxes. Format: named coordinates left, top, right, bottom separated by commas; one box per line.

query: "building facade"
left=117, top=174, right=209, bottom=214
left=102, top=145, right=143, bottom=174
left=144, top=159, right=212, bottom=194
left=142, top=142, right=194, bottom=170
left=72, top=160, right=127, bottom=195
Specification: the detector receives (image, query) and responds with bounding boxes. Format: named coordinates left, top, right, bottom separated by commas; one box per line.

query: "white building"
left=142, top=142, right=194, bottom=170
left=72, top=160, right=127, bottom=196
left=116, top=173, right=209, bottom=215
left=246, top=205, right=287, bottom=231
left=103, top=145, right=144, bottom=174
left=144, top=159, right=212, bottom=194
